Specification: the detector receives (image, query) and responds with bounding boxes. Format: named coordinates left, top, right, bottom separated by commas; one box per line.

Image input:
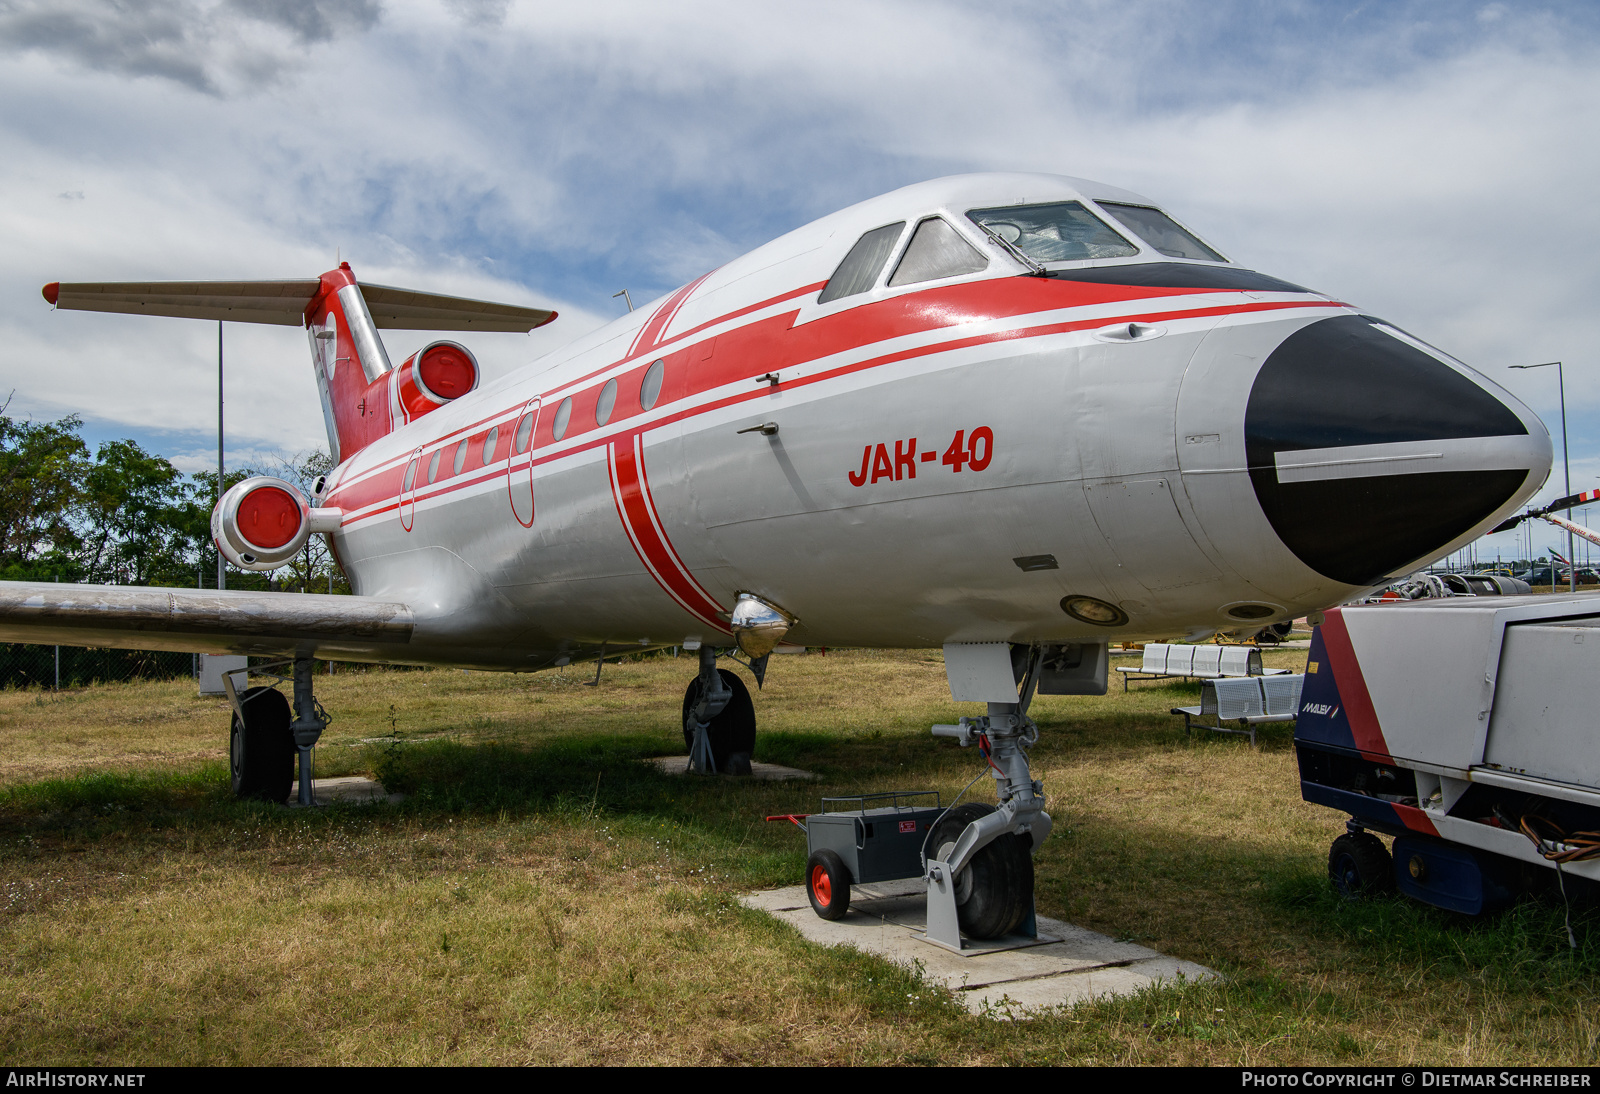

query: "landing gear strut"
left=223, top=654, right=329, bottom=805
left=924, top=647, right=1052, bottom=949
left=682, top=646, right=755, bottom=775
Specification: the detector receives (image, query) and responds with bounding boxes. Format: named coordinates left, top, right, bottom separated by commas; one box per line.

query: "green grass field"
left=1, top=647, right=1597, bottom=1065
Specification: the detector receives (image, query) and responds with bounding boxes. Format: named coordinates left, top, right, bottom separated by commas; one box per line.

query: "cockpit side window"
left=1097, top=202, right=1227, bottom=262
left=967, top=202, right=1137, bottom=263
left=887, top=217, right=989, bottom=287
left=818, top=222, right=905, bottom=304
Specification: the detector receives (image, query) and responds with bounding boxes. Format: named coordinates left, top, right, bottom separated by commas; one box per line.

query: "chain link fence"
left=0, top=644, right=196, bottom=689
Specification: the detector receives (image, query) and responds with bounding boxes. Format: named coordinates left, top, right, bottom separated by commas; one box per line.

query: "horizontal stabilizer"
left=0, top=581, right=413, bottom=658
left=43, top=278, right=555, bottom=333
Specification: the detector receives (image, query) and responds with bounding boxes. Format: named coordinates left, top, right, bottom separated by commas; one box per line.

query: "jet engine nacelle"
left=212, top=476, right=342, bottom=571
left=394, top=340, right=479, bottom=423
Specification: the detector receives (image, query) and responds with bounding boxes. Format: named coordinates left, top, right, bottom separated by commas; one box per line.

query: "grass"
left=1, top=645, right=1598, bottom=1064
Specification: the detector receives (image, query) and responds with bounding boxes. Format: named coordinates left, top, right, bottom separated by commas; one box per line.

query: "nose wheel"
left=929, top=803, right=1034, bottom=939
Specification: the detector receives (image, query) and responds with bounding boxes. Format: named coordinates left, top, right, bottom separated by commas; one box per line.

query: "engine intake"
left=213, top=476, right=342, bottom=570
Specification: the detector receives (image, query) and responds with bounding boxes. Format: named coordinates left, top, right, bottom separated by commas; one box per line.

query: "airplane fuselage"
left=319, top=173, right=1549, bottom=669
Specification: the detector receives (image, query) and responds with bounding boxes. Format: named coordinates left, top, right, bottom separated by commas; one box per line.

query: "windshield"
left=1097, top=202, right=1227, bottom=262
left=967, top=201, right=1137, bottom=264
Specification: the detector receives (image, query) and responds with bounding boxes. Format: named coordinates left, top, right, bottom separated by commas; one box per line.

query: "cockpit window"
left=967, top=202, right=1138, bottom=263
left=819, top=222, right=905, bottom=303
left=1097, top=202, right=1227, bottom=262
left=887, top=217, right=988, bottom=287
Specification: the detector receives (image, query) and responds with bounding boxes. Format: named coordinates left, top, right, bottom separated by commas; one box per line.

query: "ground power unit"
left=1297, top=594, right=1600, bottom=914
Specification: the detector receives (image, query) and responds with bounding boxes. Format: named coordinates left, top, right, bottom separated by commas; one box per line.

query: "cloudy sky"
left=2, top=0, right=1598, bottom=562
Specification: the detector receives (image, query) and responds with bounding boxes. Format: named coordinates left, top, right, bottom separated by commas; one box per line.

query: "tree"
left=78, top=439, right=201, bottom=586
left=0, top=406, right=89, bottom=581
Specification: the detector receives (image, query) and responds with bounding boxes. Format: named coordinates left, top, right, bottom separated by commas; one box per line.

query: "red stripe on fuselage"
left=606, top=434, right=729, bottom=633
left=326, top=278, right=1340, bottom=522
left=627, top=272, right=714, bottom=359
left=1318, top=608, right=1392, bottom=763
left=328, top=293, right=1340, bottom=523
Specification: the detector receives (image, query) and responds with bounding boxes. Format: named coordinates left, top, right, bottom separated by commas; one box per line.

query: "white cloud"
left=0, top=0, right=1597, bottom=518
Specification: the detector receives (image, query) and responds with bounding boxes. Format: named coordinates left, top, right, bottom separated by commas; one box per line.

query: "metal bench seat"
left=1116, top=642, right=1288, bottom=690
left=1171, top=673, right=1305, bottom=745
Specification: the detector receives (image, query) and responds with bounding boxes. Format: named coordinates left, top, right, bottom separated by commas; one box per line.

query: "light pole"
left=217, top=321, right=225, bottom=592
left=1509, top=360, right=1573, bottom=593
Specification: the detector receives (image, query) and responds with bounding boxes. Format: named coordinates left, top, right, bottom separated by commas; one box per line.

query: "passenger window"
left=481, top=425, right=499, bottom=466
left=453, top=439, right=469, bottom=475
left=514, top=412, right=535, bottom=454
left=818, top=222, right=905, bottom=304
left=427, top=449, right=441, bottom=484
left=888, top=217, right=988, bottom=287
left=551, top=397, right=573, bottom=441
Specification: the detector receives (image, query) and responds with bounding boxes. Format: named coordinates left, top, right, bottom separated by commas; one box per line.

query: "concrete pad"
left=647, top=756, right=816, bottom=780
left=741, top=877, right=1215, bottom=1017
left=288, top=776, right=402, bottom=807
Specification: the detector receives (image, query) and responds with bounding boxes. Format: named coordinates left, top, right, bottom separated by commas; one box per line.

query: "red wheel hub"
left=810, top=863, right=831, bottom=906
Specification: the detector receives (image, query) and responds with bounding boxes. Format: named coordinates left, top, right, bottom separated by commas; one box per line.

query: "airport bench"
left=1171, top=673, right=1305, bottom=746
left=1116, top=642, right=1287, bottom=691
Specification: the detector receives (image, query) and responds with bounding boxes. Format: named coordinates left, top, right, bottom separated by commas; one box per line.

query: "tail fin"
left=44, top=266, right=557, bottom=461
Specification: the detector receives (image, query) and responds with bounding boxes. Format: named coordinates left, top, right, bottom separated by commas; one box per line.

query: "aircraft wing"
left=0, top=582, right=413, bottom=658
left=41, top=279, right=555, bottom=333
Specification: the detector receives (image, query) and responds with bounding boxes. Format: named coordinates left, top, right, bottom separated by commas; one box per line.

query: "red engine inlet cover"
left=237, top=486, right=302, bottom=549
left=418, top=344, right=477, bottom=400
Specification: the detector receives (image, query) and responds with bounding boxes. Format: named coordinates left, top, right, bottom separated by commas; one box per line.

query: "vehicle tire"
left=1328, top=831, right=1394, bottom=899
left=230, top=686, right=294, bottom=804
left=806, top=848, right=852, bottom=921
left=681, top=668, right=756, bottom=774
left=929, top=803, right=1034, bottom=939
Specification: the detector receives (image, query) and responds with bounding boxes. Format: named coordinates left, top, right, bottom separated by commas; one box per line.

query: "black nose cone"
left=1246, top=314, right=1534, bottom=587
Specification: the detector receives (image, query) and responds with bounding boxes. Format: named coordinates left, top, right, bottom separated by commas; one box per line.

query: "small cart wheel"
left=806, top=849, right=851, bottom=921
left=1328, top=831, right=1394, bottom=899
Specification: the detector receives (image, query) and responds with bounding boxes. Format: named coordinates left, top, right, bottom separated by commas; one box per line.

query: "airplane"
left=3, top=172, right=1552, bottom=940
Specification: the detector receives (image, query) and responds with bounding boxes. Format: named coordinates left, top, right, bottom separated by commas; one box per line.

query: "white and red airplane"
left=4, top=173, right=1551, bottom=940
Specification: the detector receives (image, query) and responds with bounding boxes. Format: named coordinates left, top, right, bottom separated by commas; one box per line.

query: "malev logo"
left=1301, top=702, right=1338, bottom=717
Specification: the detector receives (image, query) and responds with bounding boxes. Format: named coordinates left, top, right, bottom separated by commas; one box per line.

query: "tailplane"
left=43, top=266, right=556, bottom=461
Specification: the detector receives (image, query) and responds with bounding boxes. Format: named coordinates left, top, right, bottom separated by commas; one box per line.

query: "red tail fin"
left=305, top=265, right=483, bottom=461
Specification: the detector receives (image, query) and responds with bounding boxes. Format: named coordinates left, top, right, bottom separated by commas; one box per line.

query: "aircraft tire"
left=681, top=668, right=756, bottom=775
left=930, top=803, right=1033, bottom=939
left=230, top=686, right=294, bottom=804
left=1328, top=831, right=1394, bottom=899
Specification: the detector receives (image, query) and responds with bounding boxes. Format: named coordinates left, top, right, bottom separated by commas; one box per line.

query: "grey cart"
left=769, top=791, right=944, bottom=920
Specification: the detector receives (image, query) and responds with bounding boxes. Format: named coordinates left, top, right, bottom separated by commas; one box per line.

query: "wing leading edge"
left=41, top=278, right=555, bottom=333
left=0, top=582, right=413, bottom=659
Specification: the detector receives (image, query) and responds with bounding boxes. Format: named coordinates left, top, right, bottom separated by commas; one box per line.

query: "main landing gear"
left=681, top=645, right=755, bottom=775
left=225, top=654, right=330, bottom=806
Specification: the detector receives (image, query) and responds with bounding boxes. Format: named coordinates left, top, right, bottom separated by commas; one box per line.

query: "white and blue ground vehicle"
left=1298, top=596, right=1600, bottom=914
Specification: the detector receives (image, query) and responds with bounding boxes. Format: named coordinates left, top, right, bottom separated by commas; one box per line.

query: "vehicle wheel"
left=230, top=686, right=294, bottom=804
left=1328, top=831, right=1394, bottom=899
left=929, top=803, right=1034, bottom=939
left=681, top=668, right=756, bottom=774
left=806, top=848, right=852, bottom=920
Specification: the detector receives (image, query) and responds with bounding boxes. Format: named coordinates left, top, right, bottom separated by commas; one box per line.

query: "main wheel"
left=1328, top=831, right=1394, bottom=899
left=681, top=668, right=756, bottom=775
left=230, top=686, right=294, bottom=804
left=928, top=803, right=1034, bottom=939
left=806, top=848, right=852, bottom=921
